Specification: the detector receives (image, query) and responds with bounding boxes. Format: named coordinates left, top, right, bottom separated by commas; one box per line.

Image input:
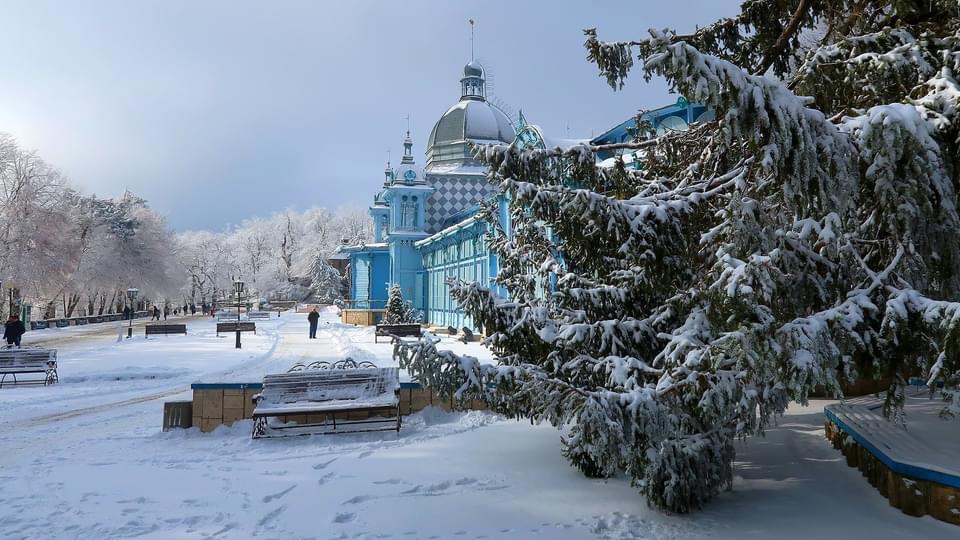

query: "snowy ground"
left=0, top=308, right=956, bottom=539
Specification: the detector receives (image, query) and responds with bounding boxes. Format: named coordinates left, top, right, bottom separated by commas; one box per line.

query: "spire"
left=401, top=117, right=414, bottom=165
left=384, top=149, right=393, bottom=185
left=460, top=19, right=485, bottom=101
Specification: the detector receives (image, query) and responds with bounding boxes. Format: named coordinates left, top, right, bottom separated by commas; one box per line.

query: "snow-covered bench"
left=374, top=323, right=421, bottom=343
left=0, top=348, right=58, bottom=388
left=251, top=367, right=401, bottom=438
left=246, top=311, right=271, bottom=320
left=216, top=311, right=240, bottom=321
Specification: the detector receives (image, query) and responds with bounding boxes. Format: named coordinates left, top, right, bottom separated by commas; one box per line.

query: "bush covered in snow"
left=397, top=0, right=960, bottom=513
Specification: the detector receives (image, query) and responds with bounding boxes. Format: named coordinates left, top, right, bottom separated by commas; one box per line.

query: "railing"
left=30, top=310, right=151, bottom=330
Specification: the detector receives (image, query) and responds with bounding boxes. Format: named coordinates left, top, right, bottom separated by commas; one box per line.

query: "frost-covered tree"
left=396, top=0, right=960, bottom=512
left=383, top=283, right=418, bottom=324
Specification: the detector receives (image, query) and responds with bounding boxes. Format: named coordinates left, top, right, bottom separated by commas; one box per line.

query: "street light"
left=126, top=288, right=139, bottom=338
left=233, top=279, right=244, bottom=349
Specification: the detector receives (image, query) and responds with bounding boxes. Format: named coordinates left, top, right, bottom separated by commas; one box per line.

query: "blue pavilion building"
left=340, top=57, right=707, bottom=330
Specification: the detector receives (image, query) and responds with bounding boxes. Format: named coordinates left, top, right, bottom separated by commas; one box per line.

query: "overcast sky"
left=0, top=0, right=739, bottom=231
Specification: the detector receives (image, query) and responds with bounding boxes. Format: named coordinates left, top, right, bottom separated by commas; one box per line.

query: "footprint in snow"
left=317, top=472, right=336, bottom=485
left=262, top=484, right=297, bottom=503
left=373, top=478, right=405, bottom=485
left=313, top=458, right=337, bottom=470
left=357, top=450, right=374, bottom=459
left=333, top=512, right=356, bottom=524
left=342, top=495, right=374, bottom=505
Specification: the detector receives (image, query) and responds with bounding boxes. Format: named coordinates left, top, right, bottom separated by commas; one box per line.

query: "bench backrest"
left=247, top=311, right=271, bottom=319
left=217, top=311, right=241, bottom=320
left=376, top=324, right=421, bottom=334
left=261, top=368, right=399, bottom=405
left=217, top=322, right=256, bottom=331
left=0, top=348, right=57, bottom=370
left=145, top=324, right=187, bottom=334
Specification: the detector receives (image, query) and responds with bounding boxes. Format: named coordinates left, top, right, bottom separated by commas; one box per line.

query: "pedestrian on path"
left=153, top=306, right=160, bottom=321
left=307, top=307, right=320, bottom=339
left=3, top=314, right=25, bottom=348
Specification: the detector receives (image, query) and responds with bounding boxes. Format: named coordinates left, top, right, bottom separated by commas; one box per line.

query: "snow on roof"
left=415, top=213, right=482, bottom=248
left=426, top=162, right=490, bottom=175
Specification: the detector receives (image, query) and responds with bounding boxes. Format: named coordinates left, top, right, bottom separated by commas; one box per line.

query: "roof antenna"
left=469, top=19, right=475, bottom=61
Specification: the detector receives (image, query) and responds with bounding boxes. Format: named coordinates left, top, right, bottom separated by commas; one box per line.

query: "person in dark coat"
left=307, top=307, right=320, bottom=339
left=123, top=306, right=132, bottom=320
left=4, top=314, right=26, bottom=348
left=153, top=306, right=160, bottom=320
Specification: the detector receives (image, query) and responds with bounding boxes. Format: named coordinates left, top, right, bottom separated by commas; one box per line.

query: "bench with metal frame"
left=0, top=348, right=58, bottom=388
left=246, top=311, right=271, bottom=320
left=145, top=323, right=188, bottom=337
left=374, top=323, right=421, bottom=344
left=216, top=321, right=256, bottom=336
left=252, top=365, right=400, bottom=438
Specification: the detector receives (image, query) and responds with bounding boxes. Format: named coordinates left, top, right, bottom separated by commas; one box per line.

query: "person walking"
left=3, top=314, right=25, bottom=348
left=153, top=306, right=160, bottom=321
left=163, top=306, right=169, bottom=320
left=307, top=307, right=320, bottom=339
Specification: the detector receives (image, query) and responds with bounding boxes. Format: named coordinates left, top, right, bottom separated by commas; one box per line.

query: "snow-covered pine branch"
left=396, top=1, right=960, bottom=513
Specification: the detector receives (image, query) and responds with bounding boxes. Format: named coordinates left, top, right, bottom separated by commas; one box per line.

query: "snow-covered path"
left=0, top=309, right=955, bottom=539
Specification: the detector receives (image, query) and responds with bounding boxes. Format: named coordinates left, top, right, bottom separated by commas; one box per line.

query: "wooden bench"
left=145, top=323, right=187, bottom=337
left=246, top=311, right=271, bottom=320
left=216, top=311, right=241, bottom=321
left=0, top=348, right=58, bottom=388
left=216, top=321, right=256, bottom=336
left=252, top=367, right=400, bottom=438
left=374, top=323, right=421, bottom=343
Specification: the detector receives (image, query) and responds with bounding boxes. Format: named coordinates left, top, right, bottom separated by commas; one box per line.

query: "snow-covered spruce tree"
left=395, top=1, right=960, bottom=512
left=308, top=252, right=342, bottom=303
left=383, top=283, right=419, bottom=324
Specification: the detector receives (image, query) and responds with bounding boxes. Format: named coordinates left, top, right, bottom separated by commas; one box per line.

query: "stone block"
left=926, top=483, right=960, bottom=525
left=201, top=418, right=220, bottom=433
left=244, top=389, right=259, bottom=418
left=409, top=389, right=432, bottom=413
left=192, top=390, right=204, bottom=418
left=223, top=407, right=244, bottom=424
left=202, top=390, right=224, bottom=420
left=898, top=477, right=928, bottom=517
left=399, top=388, right=413, bottom=416
left=437, top=394, right=454, bottom=411
left=223, top=390, right=244, bottom=410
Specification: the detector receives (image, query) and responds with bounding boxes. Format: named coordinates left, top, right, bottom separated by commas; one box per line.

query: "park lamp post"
left=126, top=288, right=139, bottom=338
left=233, top=279, right=244, bottom=349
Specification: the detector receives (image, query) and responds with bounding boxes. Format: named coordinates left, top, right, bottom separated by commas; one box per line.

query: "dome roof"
left=426, top=100, right=515, bottom=169
left=428, top=100, right=514, bottom=147
left=463, top=61, right=484, bottom=78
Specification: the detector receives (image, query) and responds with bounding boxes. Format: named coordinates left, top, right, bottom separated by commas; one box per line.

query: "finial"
left=405, top=114, right=411, bottom=137
left=469, top=19, right=475, bottom=61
